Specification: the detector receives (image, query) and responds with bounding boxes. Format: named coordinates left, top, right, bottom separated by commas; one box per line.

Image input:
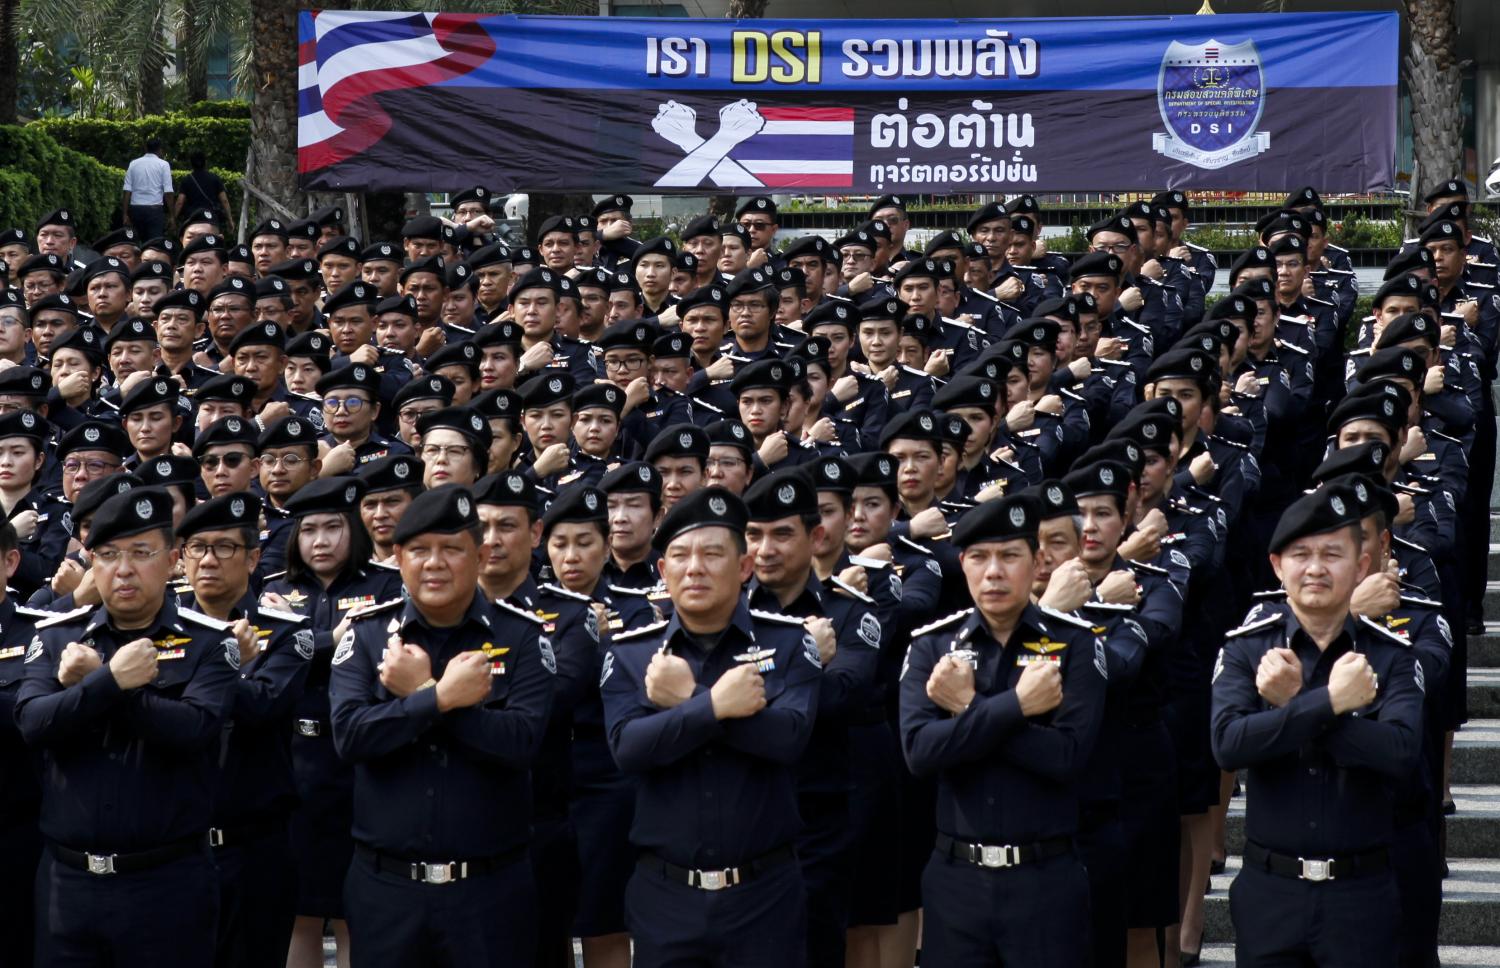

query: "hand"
left=69, top=566, right=96, bottom=607
left=533, top=442, right=572, bottom=478
left=651, top=100, right=700, bottom=149
left=1399, top=427, right=1427, bottom=465
left=434, top=651, right=491, bottom=711
left=1014, top=660, right=1063, bottom=717
left=51, top=558, right=85, bottom=597
left=746, top=248, right=770, bottom=270
left=975, top=480, right=1007, bottom=503
left=1034, top=238, right=1049, bottom=258
left=837, top=564, right=868, bottom=595
left=1094, top=336, right=1123, bottom=360
left=909, top=507, right=947, bottom=540
left=710, top=662, right=766, bottom=719
left=320, top=442, right=356, bottom=477
left=645, top=652, right=697, bottom=709
left=255, top=401, right=289, bottom=426
left=1459, top=299, right=1479, bottom=326
left=779, top=318, right=803, bottom=334
left=1394, top=493, right=1416, bottom=526
left=1095, top=570, right=1142, bottom=606
left=926, top=654, right=976, bottom=715
left=705, top=356, right=736, bottom=381
left=192, top=351, right=220, bottom=371
left=1189, top=451, right=1216, bottom=485
left=1439, top=324, right=1457, bottom=349
left=1350, top=572, right=1401, bottom=618
left=412, top=327, right=445, bottom=358
left=1004, top=400, right=1036, bottom=432
left=463, top=214, right=495, bottom=234
left=1301, top=276, right=1318, bottom=299
left=1119, top=287, right=1145, bottom=313
left=757, top=431, right=789, bottom=466
left=57, top=641, right=101, bottom=687
left=118, top=370, right=153, bottom=399
left=876, top=365, right=899, bottom=390
left=623, top=376, right=652, bottom=414
left=331, top=616, right=354, bottom=651
left=259, top=591, right=290, bottom=612
left=1255, top=647, right=1303, bottom=707
left=831, top=375, right=860, bottom=403
left=1140, top=258, right=1165, bottom=281
left=56, top=370, right=93, bottom=406
left=923, top=350, right=950, bottom=377
left=1423, top=365, right=1446, bottom=396
left=232, top=618, right=258, bottom=668
left=1169, top=245, right=1191, bottom=261
left=1067, top=357, right=1092, bottom=380
left=805, top=616, right=836, bottom=665
left=716, top=98, right=765, bottom=140
left=601, top=218, right=633, bottom=242
left=10, top=509, right=37, bottom=542
left=848, top=272, right=874, bottom=296
left=1035, top=394, right=1064, bottom=416
left=805, top=417, right=836, bottom=443
left=993, top=277, right=1025, bottom=302
left=379, top=637, right=434, bottom=697
left=1119, top=524, right=1163, bottom=563
left=1234, top=371, right=1262, bottom=397
left=1039, top=559, right=1093, bottom=612
left=109, top=638, right=158, bottom=690
left=860, top=542, right=892, bottom=562
left=1327, top=651, right=1378, bottom=715
left=348, top=344, right=381, bottom=367
left=518, top=341, right=555, bottom=374
left=887, top=260, right=910, bottom=278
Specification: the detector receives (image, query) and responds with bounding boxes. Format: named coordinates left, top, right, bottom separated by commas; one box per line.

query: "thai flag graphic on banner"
left=298, top=10, right=495, bottom=174
left=651, top=101, right=855, bottom=190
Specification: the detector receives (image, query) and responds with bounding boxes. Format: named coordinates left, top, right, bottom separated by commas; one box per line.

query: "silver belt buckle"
left=979, top=844, right=1017, bottom=869
left=694, top=868, right=736, bottom=891
left=417, top=862, right=459, bottom=885
left=208, top=828, right=225, bottom=848
left=295, top=719, right=320, bottom=737
left=1298, top=857, right=1334, bottom=882
left=85, top=853, right=117, bottom=875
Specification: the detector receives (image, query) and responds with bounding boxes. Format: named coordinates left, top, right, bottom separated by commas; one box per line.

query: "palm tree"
left=1405, top=0, right=1463, bottom=216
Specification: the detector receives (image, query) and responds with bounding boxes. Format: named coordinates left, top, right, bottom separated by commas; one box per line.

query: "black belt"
left=355, top=843, right=526, bottom=884
left=638, top=845, right=795, bottom=891
left=50, top=834, right=207, bottom=876
left=209, top=815, right=285, bottom=849
left=1243, top=841, right=1389, bottom=882
left=935, top=833, right=1072, bottom=869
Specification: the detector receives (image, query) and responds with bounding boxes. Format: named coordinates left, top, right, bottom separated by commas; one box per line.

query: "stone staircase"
left=1194, top=523, right=1500, bottom=965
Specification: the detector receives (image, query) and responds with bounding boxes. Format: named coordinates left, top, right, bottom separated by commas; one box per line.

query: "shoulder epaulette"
left=693, top=398, right=725, bottom=415
left=1252, top=589, right=1288, bottom=601
left=1059, top=387, right=1085, bottom=404
left=899, top=364, right=932, bottom=378
left=1398, top=593, right=1443, bottom=610
left=966, top=288, right=999, bottom=304
left=1347, top=346, right=1371, bottom=357
left=257, top=606, right=309, bottom=624
left=539, top=582, right=592, bottom=603
left=613, top=619, right=668, bottom=643
left=941, top=317, right=976, bottom=331
left=1276, top=340, right=1310, bottom=356
left=847, top=554, right=891, bottom=570
left=1325, top=242, right=1349, bottom=254
left=829, top=577, right=875, bottom=604
left=1186, top=240, right=1210, bottom=252
left=1393, top=535, right=1427, bottom=554
left=1307, top=294, right=1335, bottom=308
left=1045, top=605, right=1105, bottom=627
left=607, top=583, right=654, bottom=597
left=1359, top=615, right=1410, bottom=647
left=895, top=535, right=932, bottom=556
left=178, top=606, right=231, bottom=631
left=350, top=597, right=403, bottom=619
left=1207, top=433, right=1248, bottom=450
left=1466, top=280, right=1496, bottom=290
left=368, top=560, right=400, bottom=572
left=262, top=570, right=288, bottom=582
left=1226, top=612, right=1285, bottom=638
left=750, top=607, right=805, bottom=627
left=35, top=605, right=93, bottom=628
left=13, top=605, right=54, bottom=620
left=1129, top=559, right=1169, bottom=576
left=911, top=608, right=972, bottom=638
left=494, top=598, right=545, bottom=624
left=1428, top=429, right=1461, bottom=444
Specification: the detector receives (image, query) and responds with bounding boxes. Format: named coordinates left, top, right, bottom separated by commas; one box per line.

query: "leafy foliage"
left=30, top=113, right=250, bottom=170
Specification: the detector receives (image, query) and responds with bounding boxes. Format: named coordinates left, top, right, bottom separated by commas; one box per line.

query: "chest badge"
left=733, top=647, right=777, bottom=673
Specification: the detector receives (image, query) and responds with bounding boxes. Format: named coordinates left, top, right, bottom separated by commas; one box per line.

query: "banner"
left=297, top=10, right=1398, bottom=194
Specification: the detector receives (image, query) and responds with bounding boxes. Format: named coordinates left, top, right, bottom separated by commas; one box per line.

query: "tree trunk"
left=726, top=0, right=769, bottom=17
left=1405, top=0, right=1462, bottom=227
left=139, top=45, right=166, bottom=116
left=0, top=0, right=18, bottom=124
left=181, top=0, right=209, bottom=104
left=526, top=192, right=596, bottom=241
left=249, top=0, right=301, bottom=218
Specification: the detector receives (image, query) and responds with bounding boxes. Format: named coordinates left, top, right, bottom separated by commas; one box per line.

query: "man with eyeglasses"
left=267, top=258, right=324, bottom=335
left=56, top=421, right=128, bottom=506
left=870, top=194, right=923, bottom=265
left=596, top=319, right=691, bottom=455
left=257, top=416, right=323, bottom=581
left=15, top=485, right=238, bottom=965
left=1087, top=212, right=1184, bottom=351
left=16, top=253, right=66, bottom=308
left=175, top=491, right=311, bottom=968
left=254, top=276, right=295, bottom=330
left=325, top=282, right=417, bottom=428
left=703, top=418, right=756, bottom=496
left=391, top=374, right=455, bottom=448
left=193, top=416, right=260, bottom=499
left=315, top=363, right=412, bottom=476
left=201, top=277, right=257, bottom=365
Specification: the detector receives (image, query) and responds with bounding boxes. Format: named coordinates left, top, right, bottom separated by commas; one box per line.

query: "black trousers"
left=127, top=204, right=165, bottom=244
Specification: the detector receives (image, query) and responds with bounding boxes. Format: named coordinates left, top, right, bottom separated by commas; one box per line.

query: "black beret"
left=192, top=415, right=258, bottom=456
left=401, top=216, right=444, bottom=241
left=256, top=415, right=320, bottom=453
left=1312, top=440, right=1391, bottom=486
left=315, top=362, right=381, bottom=397
left=471, top=388, right=520, bottom=422
left=540, top=484, right=607, bottom=536
left=285, top=218, right=318, bottom=241
left=473, top=320, right=522, bottom=352
left=653, top=331, right=692, bottom=359
left=892, top=259, right=948, bottom=285
left=153, top=288, right=204, bottom=318
left=1077, top=440, right=1144, bottom=480
left=1382, top=247, right=1433, bottom=281
left=970, top=339, right=1025, bottom=376
left=0, top=409, right=46, bottom=444
left=82, top=256, right=130, bottom=286
left=452, top=186, right=492, bottom=208
left=266, top=258, right=318, bottom=282
left=782, top=236, right=834, bottom=265
left=1374, top=311, right=1439, bottom=350
left=1206, top=293, right=1256, bottom=325
left=645, top=423, right=709, bottom=463
left=518, top=371, right=575, bottom=409
left=735, top=196, right=777, bottom=220
left=600, top=460, right=662, bottom=499
left=285, top=476, right=365, bottom=518
left=425, top=340, right=481, bottom=376
left=17, top=253, right=66, bottom=280
left=1356, top=346, right=1426, bottom=386
left=966, top=201, right=1008, bottom=233
left=474, top=470, right=536, bottom=510
left=1326, top=472, right=1397, bottom=524
left=1068, top=251, right=1123, bottom=282
left=1062, top=460, right=1132, bottom=501
left=206, top=277, right=254, bottom=306
left=58, top=420, right=129, bottom=459
left=398, top=256, right=445, bottom=286
left=900, top=312, right=937, bottom=346
left=510, top=245, right=539, bottom=266
left=1372, top=273, right=1427, bottom=309
left=445, top=261, right=474, bottom=291
left=932, top=375, right=1001, bottom=412
left=1328, top=383, right=1408, bottom=435
left=511, top=266, right=563, bottom=297
left=1029, top=479, right=1079, bottom=519
left=725, top=267, right=775, bottom=300
left=119, top=374, right=179, bottom=415
left=730, top=358, right=790, bottom=397
left=0, top=227, right=30, bottom=250
left=72, top=473, right=142, bottom=526
left=680, top=215, right=719, bottom=242
left=1086, top=213, right=1136, bottom=243
left=1269, top=481, right=1363, bottom=554
left=323, top=281, right=379, bottom=315
left=357, top=453, right=424, bottom=494
left=250, top=218, right=289, bottom=241
left=719, top=224, right=752, bottom=250
left=391, top=483, right=477, bottom=544
left=392, top=373, right=456, bottom=411
left=1418, top=220, right=1463, bottom=247
left=744, top=468, right=817, bottom=522
left=195, top=373, right=257, bottom=405
left=857, top=295, right=905, bottom=321
left=1284, top=186, right=1322, bottom=209
left=181, top=234, right=228, bottom=261
left=228, top=320, right=286, bottom=355
left=254, top=276, right=291, bottom=302
left=833, top=224, right=884, bottom=252
left=1421, top=179, right=1467, bottom=205
left=1034, top=296, right=1079, bottom=328
left=596, top=319, right=658, bottom=354
left=140, top=237, right=178, bottom=259
left=1230, top=277, right=1275, bottom=304
left=36, top=208, right=75, bottom=232
left=50, top=324, right=104, bottom=362
left=177, top=491, right=262, bottom=539
left=1182, top=319, right=1237, bottom=352
left=653, top=485, right=748, bottom=552
left=31, top=291, right=80, bottom=316
left=1152, top=190, right=1190, bottom=213
left=604, top=270, right=638, bottom=296
left=137, top=454, right=201, bottom=494
left=285, top=330, right=333, bottom=362
left=677, top=284, right=727, bottom=317
left=592, top=194, right=632, bottom=218
left=1146, top=346, right=1216, bottom=388
left=105, top=316, right=156, bottom=350
left=85, top=485, right=175, bottom=549
left=951, top=493, right=1040, bottom=548
left=1107, top=412, right=1178, bottom=457
left=1268, top=235, right=1307, bottom=258
left=805, top=300, right=860, bottom=335
left=1259, top=211, right=1311, bottom=241
left=878, top=408, right=943, bottom=449
left=632, top=237, right=677, bottom=265
left=810, top=455, right=855, bottom=495
left=869, top=194, right=908, bottom=216
left=1228, top=247, right=1274, bottom=282
left=704, top=418, right=754, bottom=456
left=536, top=215, right=580, bottom=242
left=0, top=365, right=48, bottom=398
left=374, top=294, right=418, bottom=320
left=1004, top=317, right=1059, bottom=351
left=416, top=405, right=492, bottom=453
left=226, top=244, right=253, bottom=266
left=361, top=241, right=403, bottom=264
left=573, top=381, right=625, bottom=415
left=771, top=266, right=803, bottom=293
left=128, top=260, right=170, bottom=286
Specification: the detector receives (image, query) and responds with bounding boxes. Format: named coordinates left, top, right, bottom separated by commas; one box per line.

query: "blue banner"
left=298, top=10, right=1398, bottom=193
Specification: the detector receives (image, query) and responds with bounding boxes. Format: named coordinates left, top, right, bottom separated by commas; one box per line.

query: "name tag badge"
left=337, top=595, right=375, bottom=612
left=157, top=648, right=186, bottom=660
left=1015, top=654, right=1061, bottom=667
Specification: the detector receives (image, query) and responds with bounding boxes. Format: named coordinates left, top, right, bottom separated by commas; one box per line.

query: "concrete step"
left=1203, top=856, right=1500, bottom=946
left=1471, top=667, right=1500, bottom=719
left=1487, top=544, right=1500, bottom=581
left=1472, top=632, right=1500, bottom=668
left=1225, top=784, right=1500, bottom=859
left=1197, top=943, right=1500, bottom=965
left=1454, top=720, right=1500, bottom=784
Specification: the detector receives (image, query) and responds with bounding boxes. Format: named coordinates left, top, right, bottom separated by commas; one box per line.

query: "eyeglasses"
left=706, top=457, right=746, bottom=471
left=604, top=356, right=648, bottom=372
left=198, top=452, right=252, bottom=470
left=729, top=301, right=764, bottom=315
left=0, top=316, right=27, bottom=329
left=92, top=547, right=168, bottom=566
left=63, top=458, right=121, bottom=475
left=208, top=304, right=251, bottom=316
left=398, top=408, right=439, bottom=424
left=261, top=453, right=308, bottom=469
left=740, top=220, right=774, bottom=231
left=1090, top=242, right=1134, bottom=254
left=420, top=444, right=470, bottom=461
left=323, top=396, right=367, bottom=413
left=183, top=541, right=247, bottom=560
